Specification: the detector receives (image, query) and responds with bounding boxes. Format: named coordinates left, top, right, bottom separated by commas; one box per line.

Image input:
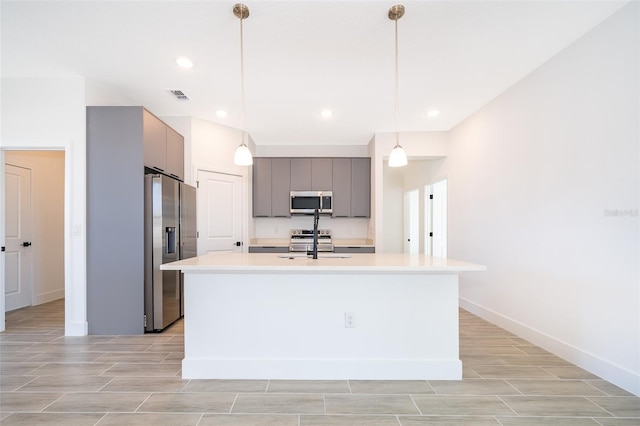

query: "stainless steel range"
left=289, top=229, right=334, bottom=253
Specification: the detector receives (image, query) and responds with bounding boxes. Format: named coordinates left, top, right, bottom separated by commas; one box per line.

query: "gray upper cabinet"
left=290, top=158, right=332, bottom=191
left=331, top=158, right=351, bottom=217
left=253, top=156, right=370, bottom=218
left=271, top=158, right=291, bottom=217
left=290, top=158, right=311, bottom=190
left=143, top=109, right=167, bottom=172
left=311, top=158, right=332, bottom=190
left=166, top=126, right=184, bottom=180
left=351, top=158, right=371, bottom=217
left=253, top=158, right=291, bottom=217
left=143, top=109, right=184, bottom=181
left=332, top=158, right=371, bottom=218
left=253, top=158, right=272, bottom=217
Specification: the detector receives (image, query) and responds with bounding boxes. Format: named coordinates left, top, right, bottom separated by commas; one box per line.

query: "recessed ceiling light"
left=426, top=109, right=440, bottom=118
left=321, top=109, right=333, bottom=118
left=176, top=57, right=194, bottom=69
left=216, top=110, right=228, bottom=118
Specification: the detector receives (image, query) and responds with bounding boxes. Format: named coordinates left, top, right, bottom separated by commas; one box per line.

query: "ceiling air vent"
left=168, top=89, right=189, bottom=101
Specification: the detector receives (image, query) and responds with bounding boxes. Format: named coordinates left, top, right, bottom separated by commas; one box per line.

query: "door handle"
left=235, top=241, right=242, bottom=247
left=22, top=242, right=32, bottom=247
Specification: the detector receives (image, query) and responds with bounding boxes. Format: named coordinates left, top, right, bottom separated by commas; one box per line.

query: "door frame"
left=425, top=179, right=448, bottom=258
left=404, top=189, right=419, bottom=254
left=1, top=142, right=81, bottom=334
left=193, top=165, right=249, bottom=255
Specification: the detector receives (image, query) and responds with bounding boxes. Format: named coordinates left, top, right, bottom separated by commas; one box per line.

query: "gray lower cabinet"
left=335, top=246, right=375, bottom=253
left=248, top=246, right=289, bottom=253
left=253, top=158, right=291, bottom=217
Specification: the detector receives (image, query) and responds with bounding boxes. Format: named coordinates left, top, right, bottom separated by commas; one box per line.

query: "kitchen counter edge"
left=161, top=253, right=486, bottom=273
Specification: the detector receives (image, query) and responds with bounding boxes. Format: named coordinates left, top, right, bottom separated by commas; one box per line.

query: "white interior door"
left=432, top=179, right=448, bottom=258
left=197, top=170, right=243, bottom=255
left=404, top=189, right=419, bottom=254
left=5, top=164, right=32, bottom=311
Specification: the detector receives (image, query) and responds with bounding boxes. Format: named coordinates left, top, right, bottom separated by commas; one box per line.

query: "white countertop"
left=162, top=253, right=485, bottom=273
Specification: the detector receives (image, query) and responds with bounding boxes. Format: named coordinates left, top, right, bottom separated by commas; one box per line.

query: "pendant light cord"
left=240, top=12, right=246, bottom=145
left=394, top=12, right=400, bottom=147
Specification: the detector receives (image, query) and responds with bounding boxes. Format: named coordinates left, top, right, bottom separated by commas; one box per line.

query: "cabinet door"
left=253, top=158, right=272, bottom=217
left=311, top=158, right=333, bottom=190
left=351, top=158, right=371, bottom=217
left=248, top=246, right=289, bottom=253
left=143, top=109, right=167, bottom=172
left=271, top=158, right=291, bottom=217
left=334, top=246, right=375, bottom=253
left=165, top=126, right=184, bottom=180
left=331, top=158, right=351, bottom=217
left=290, top=158, right=311, bottom=190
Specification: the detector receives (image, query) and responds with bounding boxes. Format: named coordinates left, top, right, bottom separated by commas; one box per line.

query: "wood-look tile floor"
left=1, top=299, right=639, bottom=425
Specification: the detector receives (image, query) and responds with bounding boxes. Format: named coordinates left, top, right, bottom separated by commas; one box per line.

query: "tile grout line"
left=228, top=392, right=239, bottom=414
left=408, top=393, right=423, bottom=416
left=496, top=395, right=521, bottom=417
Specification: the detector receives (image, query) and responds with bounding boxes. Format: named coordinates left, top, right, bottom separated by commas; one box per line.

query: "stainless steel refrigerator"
left=179, top=182, right=197, bottom=317
left=144, top=174, right=181, bottom=332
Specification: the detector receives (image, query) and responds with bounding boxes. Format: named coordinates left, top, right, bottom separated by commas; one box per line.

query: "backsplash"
left=253, top=217, right=370, bottom=239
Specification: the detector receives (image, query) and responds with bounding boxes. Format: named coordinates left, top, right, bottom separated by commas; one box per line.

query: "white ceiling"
left=1, top=0, right=628, bottom=146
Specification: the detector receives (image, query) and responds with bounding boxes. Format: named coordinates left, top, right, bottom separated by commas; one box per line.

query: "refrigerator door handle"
left=166, top=227, right=177, bottom=254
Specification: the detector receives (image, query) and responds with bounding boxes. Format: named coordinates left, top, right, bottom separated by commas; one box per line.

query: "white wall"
left=1, top=77, right=87, bottom=335
left=163, top=116, right=254, bottom=247
left=372, top=132, right=448, bottom=252
left=448, top=3, right=639, bottom=395
left=5, top=151, right=65, bottom=305
left=382, top=159, right=449, bottom=253
left=382, top=163, right=404, bottom=253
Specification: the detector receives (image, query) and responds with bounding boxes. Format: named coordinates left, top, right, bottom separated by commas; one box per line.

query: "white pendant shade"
left=234, top=144, right=253, bottom=166
left=388, top=144, right=408, bottom=167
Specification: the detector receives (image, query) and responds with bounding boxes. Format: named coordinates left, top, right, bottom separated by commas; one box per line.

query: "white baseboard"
left=65, top=320, right=88, bottom=336
left=33, top=289, right=64, bottom=306
left=183, top=358, right=462, bottom=380
left=459, top=297, right=640, bottom=397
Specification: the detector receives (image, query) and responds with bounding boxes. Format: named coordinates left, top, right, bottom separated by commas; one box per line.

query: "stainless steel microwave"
left=290, top=191, right=332, bottom=215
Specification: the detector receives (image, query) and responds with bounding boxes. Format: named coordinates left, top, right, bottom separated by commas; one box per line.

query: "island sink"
left=277, top=253, right=351, bottom=259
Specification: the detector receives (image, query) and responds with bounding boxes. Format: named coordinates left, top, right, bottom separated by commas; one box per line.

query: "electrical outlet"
left=344, top=312, right=355, bottom=328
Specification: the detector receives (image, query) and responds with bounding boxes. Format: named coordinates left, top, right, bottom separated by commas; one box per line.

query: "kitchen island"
left=162, top=253, right=485, bottom=380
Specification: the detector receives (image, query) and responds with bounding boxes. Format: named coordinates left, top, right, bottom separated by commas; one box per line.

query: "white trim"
left=0, top=151, right=5, bottom=331
left=1, top=141, right=88, bottom=336
left=459, top=297, right=640, bottom=397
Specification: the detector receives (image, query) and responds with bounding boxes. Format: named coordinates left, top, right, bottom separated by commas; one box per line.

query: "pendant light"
left=233, top=3, right=253, bottom=166
left=388, top=4, right=408, bottom=168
